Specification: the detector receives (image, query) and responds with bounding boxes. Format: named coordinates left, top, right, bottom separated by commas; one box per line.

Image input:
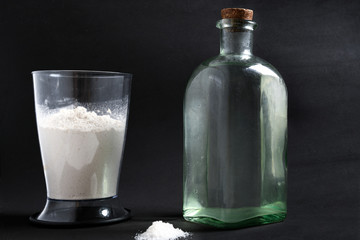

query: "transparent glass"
left=31, top=70, right=132, bottom=225
left=183, top=19, right=287, bottom=228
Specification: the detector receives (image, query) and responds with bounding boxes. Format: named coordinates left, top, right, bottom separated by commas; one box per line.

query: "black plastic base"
left=29, top=196, right=130, bottom=226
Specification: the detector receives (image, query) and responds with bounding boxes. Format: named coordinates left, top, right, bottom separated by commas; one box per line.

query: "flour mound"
left=135, top=221, right=189, bottom=240
left=39, top=106, right=123, bottom=131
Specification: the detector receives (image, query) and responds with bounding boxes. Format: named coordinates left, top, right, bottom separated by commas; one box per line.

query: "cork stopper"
left=221, top=8, right=253, bottom=20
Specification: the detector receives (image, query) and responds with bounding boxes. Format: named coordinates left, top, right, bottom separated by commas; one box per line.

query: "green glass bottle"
left=183, top=8, right=287, bottom=228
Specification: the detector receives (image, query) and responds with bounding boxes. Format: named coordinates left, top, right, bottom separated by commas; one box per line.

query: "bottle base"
left=183, top=206, right=286, bottom=229
left=29, top=196, right=130, bottom=226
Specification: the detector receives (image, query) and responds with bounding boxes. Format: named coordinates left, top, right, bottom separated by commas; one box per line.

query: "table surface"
left=0, top=159, right=358, bottom=240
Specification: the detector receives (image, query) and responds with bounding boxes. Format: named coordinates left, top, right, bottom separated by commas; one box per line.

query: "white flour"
left=135, top=221, right=190, bottom=240
left=37, top=106, right=126, bottom=200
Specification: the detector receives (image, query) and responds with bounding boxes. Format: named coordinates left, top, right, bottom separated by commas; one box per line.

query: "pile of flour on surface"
left=37, top=106, right=126, bottom=200
left=135, top=221, right=190, bottom=240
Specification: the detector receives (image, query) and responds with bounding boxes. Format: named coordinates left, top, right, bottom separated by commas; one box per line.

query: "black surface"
left=0, top=0, right=359, bottom=239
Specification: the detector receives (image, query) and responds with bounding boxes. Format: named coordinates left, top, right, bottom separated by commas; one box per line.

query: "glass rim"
left=216, top=19, right=257, bottom=30
left=32, top=70, right=132, bottom=78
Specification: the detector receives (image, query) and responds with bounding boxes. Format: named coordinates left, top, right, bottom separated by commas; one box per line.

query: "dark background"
left=0, top=0, right=359, bottom=239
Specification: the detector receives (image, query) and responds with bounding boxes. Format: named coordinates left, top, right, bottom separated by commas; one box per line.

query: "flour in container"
left=37, top=106, right=126, bottom=200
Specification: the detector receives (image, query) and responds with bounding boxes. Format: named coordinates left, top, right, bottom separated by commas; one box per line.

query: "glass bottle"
left=183, top=8, right=287, bottom=228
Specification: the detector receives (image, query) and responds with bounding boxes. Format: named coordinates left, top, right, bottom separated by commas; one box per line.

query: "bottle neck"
left=217, top=19, right=257, bottom=56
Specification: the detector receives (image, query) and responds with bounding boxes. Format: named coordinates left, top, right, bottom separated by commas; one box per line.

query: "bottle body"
left=183, top=24, right=287, bottom=227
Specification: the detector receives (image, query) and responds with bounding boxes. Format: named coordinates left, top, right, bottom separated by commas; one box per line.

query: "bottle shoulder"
left=186, top=54, right=286, bottom=94
left=203, top=55, right=279, bottom=72
left=191, top=54, right=283, bottom=80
